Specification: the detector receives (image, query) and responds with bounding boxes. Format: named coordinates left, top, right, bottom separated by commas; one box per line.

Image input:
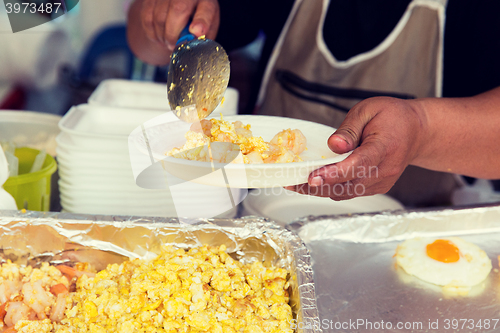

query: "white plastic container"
left=57, top=103, right=239, bottom=218
left=59, top=104, right=164, bottom=139
left=0, top=111, right=61, bottom=156
left=89, top=79, right=239, bottom=116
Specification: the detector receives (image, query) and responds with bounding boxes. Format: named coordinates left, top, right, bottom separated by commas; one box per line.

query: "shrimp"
left=275, top=149, right=298, bottom=163
left=264, top=143, right=280, bottom=156
left=21, top=281, right=53, bottom=317
left=215, top=132, right=234, bottom=143
left=28, top=311, right=37, bottom=321
left=49, top=284, right=68, bottom=297
left=209, top=143, right=241, bottom=163
left=190, top=119, right=212, bottom=137
left=231, top=120, right=254, bottom=138
left=270, top=129, right=307, bottom=155
left=0, top=281, right=21, bottom=305
left=6, top=282, right=20, bottom=300
left=0, top=302, right=6, bottom=321
left=0, top=282, right=11, bottom=305
left=244, top=151, right=264, bottom=164
left=49, top=294, right=66, bottom=323
left=233, top=121, right=244, bottom=129
left=56, top=265, right=95, bottom=280
left=263, top=145, right=297, bottom=164
left=235, top=127, right=253, bottom=138
left=4, top=302, right=30, bottom=327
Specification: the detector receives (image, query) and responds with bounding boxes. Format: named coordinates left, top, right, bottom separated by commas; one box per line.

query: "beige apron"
left=256, top=0, right=459, bottom=207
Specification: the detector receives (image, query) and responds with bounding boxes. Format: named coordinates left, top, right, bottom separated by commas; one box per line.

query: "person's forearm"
left=127, top=0, right=173, bottom=66
left=411, top=87, right=500, bottom=178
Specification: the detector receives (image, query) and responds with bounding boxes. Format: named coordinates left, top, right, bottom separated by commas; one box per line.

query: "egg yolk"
left=426, top=239, right=460, bottom=263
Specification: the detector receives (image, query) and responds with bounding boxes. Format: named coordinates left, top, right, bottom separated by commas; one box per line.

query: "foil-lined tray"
left=0, top=210, right=322, bottom=333
left=288, top=204, right=500, bottom=333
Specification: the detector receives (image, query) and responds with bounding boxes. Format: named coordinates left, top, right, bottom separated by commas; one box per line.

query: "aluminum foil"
left=0, top=210, right=322, bottom=333
left=288, top=204, right=500, bottom=333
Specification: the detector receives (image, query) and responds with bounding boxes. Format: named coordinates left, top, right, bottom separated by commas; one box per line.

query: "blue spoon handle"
left=176, top=24, right=195, bottom=45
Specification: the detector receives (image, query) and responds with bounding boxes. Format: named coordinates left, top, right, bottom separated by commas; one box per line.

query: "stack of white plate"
left=57, top=79, right=241, bottom=217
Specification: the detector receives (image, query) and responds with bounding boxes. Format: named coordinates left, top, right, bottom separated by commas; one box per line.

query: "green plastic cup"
left=3, top=147, right=57, bottom=211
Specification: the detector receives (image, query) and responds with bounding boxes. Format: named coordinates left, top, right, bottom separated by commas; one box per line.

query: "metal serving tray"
left=0, top=210, right=322, bottom=333
left=289, top=204, right=500, bottom=333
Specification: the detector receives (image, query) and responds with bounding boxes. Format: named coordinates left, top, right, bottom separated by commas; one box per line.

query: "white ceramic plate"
left=131, top=115, right=351, bottom=188
left=241, top=189, right=404, bottom=225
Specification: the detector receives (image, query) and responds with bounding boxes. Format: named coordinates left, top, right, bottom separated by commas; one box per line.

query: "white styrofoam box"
left=59, top=190, right=173, bottom=205
left=56, top=155, right=135, bottom=173
left=89, top=79, right=170, bottom=111
left=57, top=163, right=136, bottom=178
left=58, top=183, right=177, bottom=216
left=57, top=104, right=176, bottom=215
left=58, top=178, right=169, bottom=197
left=88, top=79, right=239, bottom=116
left=59, top=104, right=165, bottom=139
left=59, top=196, right=174, bottom=209
left=57, top=102, right=242, bottom=219
left=57, top=165, right=139, bottom=186
left=60, top=190, right=239, bottom=218
left=60, top=200, right=179, bottom=217
left=59, top=174, right=242, bottom=206
left=56, top=132, right=115, bottom=153
left=56, top=146, right=131, bottom=165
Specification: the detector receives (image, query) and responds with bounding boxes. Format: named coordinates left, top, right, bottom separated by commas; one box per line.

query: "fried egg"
left=395, top=237, right=492, bottom=289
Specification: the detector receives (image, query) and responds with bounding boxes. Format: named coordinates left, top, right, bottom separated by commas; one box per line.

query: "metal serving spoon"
left=167, top=36, right=230, bottom=123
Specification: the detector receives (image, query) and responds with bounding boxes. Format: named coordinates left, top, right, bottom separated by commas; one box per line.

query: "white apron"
left=256, top=0, right=459, bottom=207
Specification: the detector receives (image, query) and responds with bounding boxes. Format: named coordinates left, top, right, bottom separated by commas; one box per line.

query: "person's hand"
left=140, top=0, right=220, bottom=52
left=286, top=97, right=427, bottom=200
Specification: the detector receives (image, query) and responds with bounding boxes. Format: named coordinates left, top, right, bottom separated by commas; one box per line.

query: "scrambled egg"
left=167, top=117, right=307, bottom=164
left=0, top=245, right=294, bottom=332
left=58, top=244, right=293, bottom=333
left=0, top=260, right=69, bottom=289
left=16, top=319, right=54, bottom=333
left=56, top=245, right=293, bottom=333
